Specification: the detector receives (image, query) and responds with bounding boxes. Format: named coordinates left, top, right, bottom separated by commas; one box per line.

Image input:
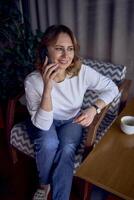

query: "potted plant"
left=0, top=0, right=43, bottom=102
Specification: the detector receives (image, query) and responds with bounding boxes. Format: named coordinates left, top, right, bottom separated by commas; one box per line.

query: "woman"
left=25, top=25, right=118, bottom=200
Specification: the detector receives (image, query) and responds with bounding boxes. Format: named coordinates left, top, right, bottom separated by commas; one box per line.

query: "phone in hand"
left=40, top=48, right=51, bottom=64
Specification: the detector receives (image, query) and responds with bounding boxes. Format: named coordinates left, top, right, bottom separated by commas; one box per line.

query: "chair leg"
left=82, top=181, right=92, bottom=200
left=11, top=147, right=18, bottom=164
left=73, top=176, right=93, bottom=200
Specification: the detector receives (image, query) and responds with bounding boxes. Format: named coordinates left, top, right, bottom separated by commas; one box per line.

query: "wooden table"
left=75, top=98, right=134, bottom=200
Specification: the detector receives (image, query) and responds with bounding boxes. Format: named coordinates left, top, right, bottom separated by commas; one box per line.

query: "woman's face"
left=47, top=33, right=74, bottom=70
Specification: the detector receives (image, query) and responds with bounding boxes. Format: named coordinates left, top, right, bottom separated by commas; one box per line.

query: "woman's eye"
left=68, top=47, right=74, bottom=51
left=55, top=47, right=74, bottom=52
left=55, top=48, right=63, bottom=51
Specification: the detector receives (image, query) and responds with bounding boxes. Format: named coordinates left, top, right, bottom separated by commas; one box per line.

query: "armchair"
left=6, top=59, right=131, bottom=172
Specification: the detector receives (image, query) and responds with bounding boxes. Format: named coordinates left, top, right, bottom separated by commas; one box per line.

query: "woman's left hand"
left=73, top=107, right=97, bottom=127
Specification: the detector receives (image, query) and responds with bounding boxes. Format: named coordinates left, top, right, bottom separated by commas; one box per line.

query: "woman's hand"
left=40, top=57, right=59, bottom=112
left=73, top=107, right=97, bottom=127
left=42, top=57, right=59, bottom=91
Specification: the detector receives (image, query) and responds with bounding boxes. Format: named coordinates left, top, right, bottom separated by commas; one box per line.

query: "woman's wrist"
left=40, top=89, right=52, bottom=111
left=92, top=104, right=101, bottom=114
left=43, top=87, right=51, bottom=96
left=90, top=106, right=97, bottom=114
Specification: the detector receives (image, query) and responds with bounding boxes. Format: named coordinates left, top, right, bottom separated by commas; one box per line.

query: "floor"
left=0, top=129, right=123, bottom=200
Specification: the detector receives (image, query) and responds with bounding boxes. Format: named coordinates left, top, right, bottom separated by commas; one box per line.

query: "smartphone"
left=40, top=48, right=51, bottom=64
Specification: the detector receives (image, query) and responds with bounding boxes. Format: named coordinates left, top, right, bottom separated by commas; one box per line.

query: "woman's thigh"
left=26, top=119, right=59, bottom=150
left=57, top=122, right=83, bottom=148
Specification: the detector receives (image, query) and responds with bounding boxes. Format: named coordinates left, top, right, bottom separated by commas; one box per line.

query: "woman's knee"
left=62, top=144, right=76, bottom=158
left=35, top=136, right=59, bottom=153
left=43, top=138, right=59, bottom=152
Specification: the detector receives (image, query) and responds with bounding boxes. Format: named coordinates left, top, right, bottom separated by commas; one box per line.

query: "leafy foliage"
left=0, top=0, right=43, bottom=101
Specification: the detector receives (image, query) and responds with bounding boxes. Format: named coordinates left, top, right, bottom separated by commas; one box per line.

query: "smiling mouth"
left=59, top=60, right=68, bottom=64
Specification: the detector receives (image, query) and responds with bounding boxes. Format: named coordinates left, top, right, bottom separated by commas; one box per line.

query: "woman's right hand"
left=42, top=57, right=59, bottom=91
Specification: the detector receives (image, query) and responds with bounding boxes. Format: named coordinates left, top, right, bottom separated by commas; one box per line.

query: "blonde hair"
left=35, top=25, right=81, bottom=77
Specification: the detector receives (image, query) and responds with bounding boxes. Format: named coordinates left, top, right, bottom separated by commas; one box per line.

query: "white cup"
left=120, top=116, right=134, bottom=135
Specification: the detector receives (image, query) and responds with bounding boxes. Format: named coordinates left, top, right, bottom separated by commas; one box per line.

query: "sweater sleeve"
left=84, top=65, right=119, bottom=104
left=24, top=76, right=53, bottom=131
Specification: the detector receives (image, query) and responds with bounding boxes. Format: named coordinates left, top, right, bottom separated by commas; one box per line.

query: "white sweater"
left=24, top=64, right=119, bottom=130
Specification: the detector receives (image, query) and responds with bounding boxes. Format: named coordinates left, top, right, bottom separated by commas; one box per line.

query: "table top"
left=76, top=98, right=134, bottom=200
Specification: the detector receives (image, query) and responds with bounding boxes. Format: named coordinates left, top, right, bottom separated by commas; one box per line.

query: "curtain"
left=21, top=0, right=134, bottom=98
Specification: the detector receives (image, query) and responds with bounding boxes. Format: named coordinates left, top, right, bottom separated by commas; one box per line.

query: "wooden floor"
left=0, top=130, right=123, bottom=200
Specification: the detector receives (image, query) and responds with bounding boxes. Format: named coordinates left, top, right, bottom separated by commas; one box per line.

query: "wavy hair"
left=35, top=25, right=81, bottom=77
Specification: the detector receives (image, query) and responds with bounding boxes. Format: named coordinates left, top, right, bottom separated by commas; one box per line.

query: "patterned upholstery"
left=10, top=59, right=126, bottom=171
left=82, top=59, right=126, bottom=144
left=11, top=122, right=34, bottom=158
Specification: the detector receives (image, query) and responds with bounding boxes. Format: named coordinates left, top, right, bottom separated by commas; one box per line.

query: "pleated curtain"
left=20, top=0, right=134, bottom=97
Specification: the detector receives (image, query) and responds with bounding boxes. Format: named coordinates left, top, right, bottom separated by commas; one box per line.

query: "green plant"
left=0, top=0, right=43, bottom=101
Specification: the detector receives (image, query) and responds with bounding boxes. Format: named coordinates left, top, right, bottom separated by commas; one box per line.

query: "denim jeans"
left=26, top=117, right=83, bottom=200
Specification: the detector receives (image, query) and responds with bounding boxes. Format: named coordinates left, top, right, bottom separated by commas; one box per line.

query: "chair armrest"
left=118, top=79, right=132, bottom=113
left=86, top=105, right=110, bottom=145
left=82, top=104, right=110, bottom=158
left=83, top=79, right=132, bottom=157
left=6, top=90, right=25, bottom=145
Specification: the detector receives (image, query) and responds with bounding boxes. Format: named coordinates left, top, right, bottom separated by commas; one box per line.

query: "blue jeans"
left=26, top=117, right=83, bottom=200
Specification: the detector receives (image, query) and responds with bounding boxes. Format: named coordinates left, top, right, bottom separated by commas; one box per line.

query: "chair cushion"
left=10, top=58, right=126, bottom=170
left=83, top=59, right=126, bottom=84
left=10, top=122, right=34, bottom=158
